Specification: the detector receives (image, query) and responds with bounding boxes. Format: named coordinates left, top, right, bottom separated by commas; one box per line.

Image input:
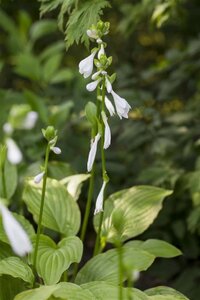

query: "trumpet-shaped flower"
left=87, top=133, right=101, bottom=172
left=92, top=70, right=101, bottom=80
left=86, top=79, right=100, bottom=92
left=111, top=90, right=131, bottom=119
left=98, top=44, right=105, bottom=59
left=94, top=181, right=107, bottom=215
left=101, top=112, right=111, bottom=149
left=87, top=29, right=98, bottom=39
left=51, top=146, right=61, bottom=155
left=6, top=138, right=23, bottom=165
left=3, top=122, right=13, bottom=134
left=79, top=51, right=97, bottom=78
left=34, top=171, right=45, bottom=184
left=0, top=203, right=32, bottom=256
left=105, top=77, right=112, bottom=93
left=23, top=111, right=38, bottom=129
left=105, top=96, right=115, bottom=116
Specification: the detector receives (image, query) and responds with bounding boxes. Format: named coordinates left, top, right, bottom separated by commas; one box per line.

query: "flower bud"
left=42, top=126, right=57, bottom=142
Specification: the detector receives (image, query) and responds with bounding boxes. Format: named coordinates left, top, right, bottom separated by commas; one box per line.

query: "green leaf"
left=0, top=159, right=17, bottom=199
left=0, top=257, right=34, bottom=285
left=65, top=0, right=111, bottom=49
left=14, top=53, right=42, bottom=81
left=23, top=178, right=81, bottom=236
left=43, top=54, right=63, bottom=82
left=30, top=20, right=58, bottom=42
left=48, top=161, right=75, bottom=180
left=75, top=244, right=154, bottom=285
left=85, top=102, right=97, bottom=126
left=50, top=69, right=75, bottom=84
left=81, top=281, right=149, bottom=300
left=94, top=186, right=172, bottom=243
left=0, top=241, right=13, bottom=259
left=145, top=286, right=190, bottom=300
left=0, top=213, right=35, bottom=245
left=29, top=235, right=83, bottom=285
left=14, top=285, right=59, bottom=300
left=125, top=239, right=182, bottom=258
left=0, top=275, right=27, bottom=300
left=49, top=102, right=74, bottom=128
left=61, top=174, right=90, bottom=201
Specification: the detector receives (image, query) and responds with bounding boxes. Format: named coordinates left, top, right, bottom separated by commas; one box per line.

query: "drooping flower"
left=111, top=90, right=131, bottom=119
left=6, top=138, right=23, bottom=165
left=92, top=70, right=101, bottom=80
left=98, top=44, right=105, bottom=59
left=87, top=29, right=98, bottom=39
left=86, top=79, right=101, bottom=92
left=51, top=146, right=61, bottom=155
left=79, top=51, right=97, bottom=78
left=0, top=203, right=32, bottom=256
left=23, top=111, right=38, bottom=129
left=3, top=123, right=13, bottom=135
left=101, top=112, right=111, bottom=149
left=34, top=171, right=45, bottom=184
left=87, top=133, right=101, bottom=172
left=105, top=96, right=115, bottom=116
left=94, top=181, right=107, bottom=215
left=105, top=77, right=112, bottom=93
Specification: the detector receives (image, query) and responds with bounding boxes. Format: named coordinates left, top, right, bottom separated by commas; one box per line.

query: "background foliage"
left=0, top=0, right=200, bottom=299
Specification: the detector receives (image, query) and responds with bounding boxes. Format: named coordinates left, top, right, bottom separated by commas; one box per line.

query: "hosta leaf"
left=145, top=286, right=190, bottom=300
left=48, top=161, right=74, bottom=180
left=125, top=239, right=182, bottom=258
left=75, top=244, right=154, bottom=285
left=94, top=186, right=172, bottom=243
left=14, top=282, right=93, bottom=300
left=61, top=174, right=90, bottom=200
left=0, top=276, right=27, bottom=300
left=0, top=257, right=34, bottom=285
left=0, top=159, right=17, bottom=199
left=23, top=178, right=80, bottom=236
left=29, top=235, right=83, bottom=285
left=82, top=281, right=149, bottom=300
left=0, top=241, right=13, bottom=259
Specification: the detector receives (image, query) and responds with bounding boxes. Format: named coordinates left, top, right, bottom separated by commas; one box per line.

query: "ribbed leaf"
left=75, top=245, right=154, bottom=285
left=0, top=257, right=34, bottom=285
left=94, top=185, right=172, bottom=243
left=23, top=178, right=80, bottom=236
left=125, top=239, right=182, bottom=258
left=82, top=282, right=149, bottom=300
left=0, top=241, right=14, bottom=259
left=145, top=286, right=190, bottom=299
left=0, top=276, right=27, bottom=300
left=29, top=235, right=83, bottom=285
left=0, top=159, right=17, bottom=199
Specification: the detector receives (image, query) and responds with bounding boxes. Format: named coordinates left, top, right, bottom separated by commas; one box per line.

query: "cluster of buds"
left=34, top=126, right=61, bottom=184
left=79, top=21, right=131, bottom=215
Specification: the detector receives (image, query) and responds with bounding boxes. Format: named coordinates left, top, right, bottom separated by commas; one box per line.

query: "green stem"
left=1, top=164, right=7, bottom=199
left=33, top=144, right=51, bottom=271
left=117, top=242, right=123, bottom=300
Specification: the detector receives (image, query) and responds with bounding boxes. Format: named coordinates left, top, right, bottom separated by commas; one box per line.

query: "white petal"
left=94, top=181, right=107, bottom=215
left=101, top=112, right=111, bottom=149
left=86, top=79, right=100, bottom=92
left=51, top=146, right=61, bottom=155
left=79, top=51, right=97, bottom=78
left=3, top=123, right=13, bottom=134
left=87, top=29, right=98, bottom=39
left=23, top=111, right=38, bottom=129
left=34, top=171, right=45, bottom=184
left=87, top=133, right=101, bottom=172
left=6, top=138, right=23, bottom=165
left=105, top=77, right=112, bottom=93
left=105, top=96, right=115, bottom=116
left=92, top=70, right=101, bottom=80
left=98, top=44, right=105, bottom=59
left=0, top=203, right=32, bottom=256
left=111, top=90, right=131, bottom=119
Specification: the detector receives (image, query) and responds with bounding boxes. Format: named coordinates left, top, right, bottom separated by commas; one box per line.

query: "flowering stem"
left=1, top=163, right=7, bottom=199
left=33, top=143, right=51, bottom=272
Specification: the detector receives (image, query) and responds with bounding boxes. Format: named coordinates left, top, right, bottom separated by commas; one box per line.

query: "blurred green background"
left=0, top=0, right=200, bottom=299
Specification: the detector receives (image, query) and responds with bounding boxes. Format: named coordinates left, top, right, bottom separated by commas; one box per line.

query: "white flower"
left=3, top=123, right=13, bottom=135
left=87, top=29, right=98, bottom=39
left=23, top=111, right=38, bottom=129
left=86, top=79, right=100, bottom=92
left=6, top=138, right=23, bottom=165
left=34, top=171, right=45, bottom=184
left=87, top=133, right=101, bottom=172
left=92, top=70, right=101, bottom=80
left=101, top=112, right=111, bottom=149
left=94, top=181, right=107, bottom=215
left=0, top=203, right=32, bottom=256
left=79, top=51, right=97, bottom=78
left=105, top=77, right=112, bottom=93
left=111, top=90, right=131, bottom=119
left=105, top=96, right=115, bottom=116
left=51, top=146, right=61, bottom=155
left=98, top=44, right=105, bottom=59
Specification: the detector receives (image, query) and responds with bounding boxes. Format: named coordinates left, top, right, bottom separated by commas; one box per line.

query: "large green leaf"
left=23, top=178, right=80, bottom=236
left=94, top=186, right=172, bottom=243
left=14, top=282, right=94, bottom=300
left=0, top=159, right=17, bottom=199
left=125, top=239, right=182, bottom=258
left=29, top=235, right=83, bottom=285
left=145, top=286, right=190, bottom=300
left=81, top=281, right=149, bottom=300
left=0, top=275, right=27, bottom=300
left=0, top=241, right=13, bottom=259
left=75, top=244, right=154, bottom=285
left=0, top=257, right=34, bottom=285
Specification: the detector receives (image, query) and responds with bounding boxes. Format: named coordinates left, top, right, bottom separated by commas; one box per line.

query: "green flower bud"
left=42, top=126, right=57, bottom=142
